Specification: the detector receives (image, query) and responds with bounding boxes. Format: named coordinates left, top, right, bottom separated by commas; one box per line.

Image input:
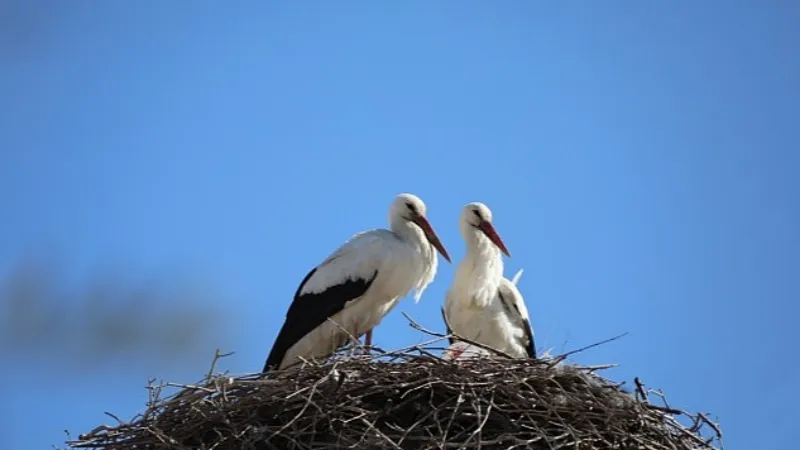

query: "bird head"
left=391, top=193, right=451, bottom=263
left=460, top=202, right=511, bottom=257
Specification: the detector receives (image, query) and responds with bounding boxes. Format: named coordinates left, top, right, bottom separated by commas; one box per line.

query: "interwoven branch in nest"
left=65, top=331, right=723, bottom=450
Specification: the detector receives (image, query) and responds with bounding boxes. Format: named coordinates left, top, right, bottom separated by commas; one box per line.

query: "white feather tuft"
left=510, top=269, right=524, bottom=286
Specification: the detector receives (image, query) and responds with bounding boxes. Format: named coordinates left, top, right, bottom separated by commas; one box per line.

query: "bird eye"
left=472, top=209, right=482, bottom=220
left=406, top=202, right=417, bottom=213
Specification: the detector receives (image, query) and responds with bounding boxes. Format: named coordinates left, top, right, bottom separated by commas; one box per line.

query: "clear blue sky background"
left=1, top=2, right=797, bottom=449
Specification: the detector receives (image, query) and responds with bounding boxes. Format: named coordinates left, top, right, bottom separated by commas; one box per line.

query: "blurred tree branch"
left=0, top=257, right=230, bottom=373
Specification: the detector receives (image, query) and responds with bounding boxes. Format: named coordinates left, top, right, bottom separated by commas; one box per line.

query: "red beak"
left=478, top=221, right=511, bottom=257
left=413, top=216, right=451, bottom=263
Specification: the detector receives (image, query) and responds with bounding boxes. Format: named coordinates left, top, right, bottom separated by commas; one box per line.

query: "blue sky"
left=1, top=2, right=798, bottom=449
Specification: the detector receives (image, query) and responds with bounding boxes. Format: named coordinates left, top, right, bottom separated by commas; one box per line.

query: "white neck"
left=390, top=215, right=427, bottom=248
left=390, top=215, right=437, bottom=301
left=451, top=226, right=503, bottom=307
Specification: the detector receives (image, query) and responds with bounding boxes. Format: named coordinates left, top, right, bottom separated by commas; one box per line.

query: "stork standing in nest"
left=442, top=202, right=537, bottom=359
left=263, top=193, right=451, bottom=372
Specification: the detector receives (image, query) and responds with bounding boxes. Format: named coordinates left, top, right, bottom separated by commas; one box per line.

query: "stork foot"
left=362, top=329, right=374, bottom=354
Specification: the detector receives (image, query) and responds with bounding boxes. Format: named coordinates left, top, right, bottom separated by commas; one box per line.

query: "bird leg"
left=363, top=329, right=373, bottom=352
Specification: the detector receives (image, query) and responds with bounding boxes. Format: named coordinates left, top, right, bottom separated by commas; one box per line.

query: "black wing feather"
left=521, top=318, right=537, bottom=359
left=441, top=307, right=455, bottom=346
left=498, top=290, right=537, bottom=359
left=263, top=267, right=379, bottom=372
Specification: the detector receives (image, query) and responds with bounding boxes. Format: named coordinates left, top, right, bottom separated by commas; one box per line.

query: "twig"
left=402, top=312, right=516, bottom=360
left=205, top=348, right=235, bottom=382
left=698, top=413, right=724, bottom=442
left=360, top=418, right=402, bottom=449
left=634, top=377, right=648, bottom=402
left=548, top=332, right=629, bottom=366
left=103, top=412, right=124, bottom=425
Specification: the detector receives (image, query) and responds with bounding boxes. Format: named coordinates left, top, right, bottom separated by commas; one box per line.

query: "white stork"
left=263, top=193, right=451, bottom=372
left=443, top=203, right=537, bottom=359
left=441, top=269, right=535, bottom=360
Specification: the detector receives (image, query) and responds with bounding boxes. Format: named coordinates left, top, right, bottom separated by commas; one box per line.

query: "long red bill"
left=413, top=216, right=451, bottom=263
left=478, top=221, right=511, bottom=257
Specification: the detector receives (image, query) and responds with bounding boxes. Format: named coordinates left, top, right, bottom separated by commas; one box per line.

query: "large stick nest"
left=67, top=336, right=723, bottom=450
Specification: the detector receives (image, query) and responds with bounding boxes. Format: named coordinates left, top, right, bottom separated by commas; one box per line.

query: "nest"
left=67, top=338, right=723, bottom=450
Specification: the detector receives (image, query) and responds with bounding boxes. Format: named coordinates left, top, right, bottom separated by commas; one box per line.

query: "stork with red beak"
left=442, top=268, right=535, bottom=360
left=443, top=203, right=536, bottom=359
left=263, top=193, right=451, bottom=372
